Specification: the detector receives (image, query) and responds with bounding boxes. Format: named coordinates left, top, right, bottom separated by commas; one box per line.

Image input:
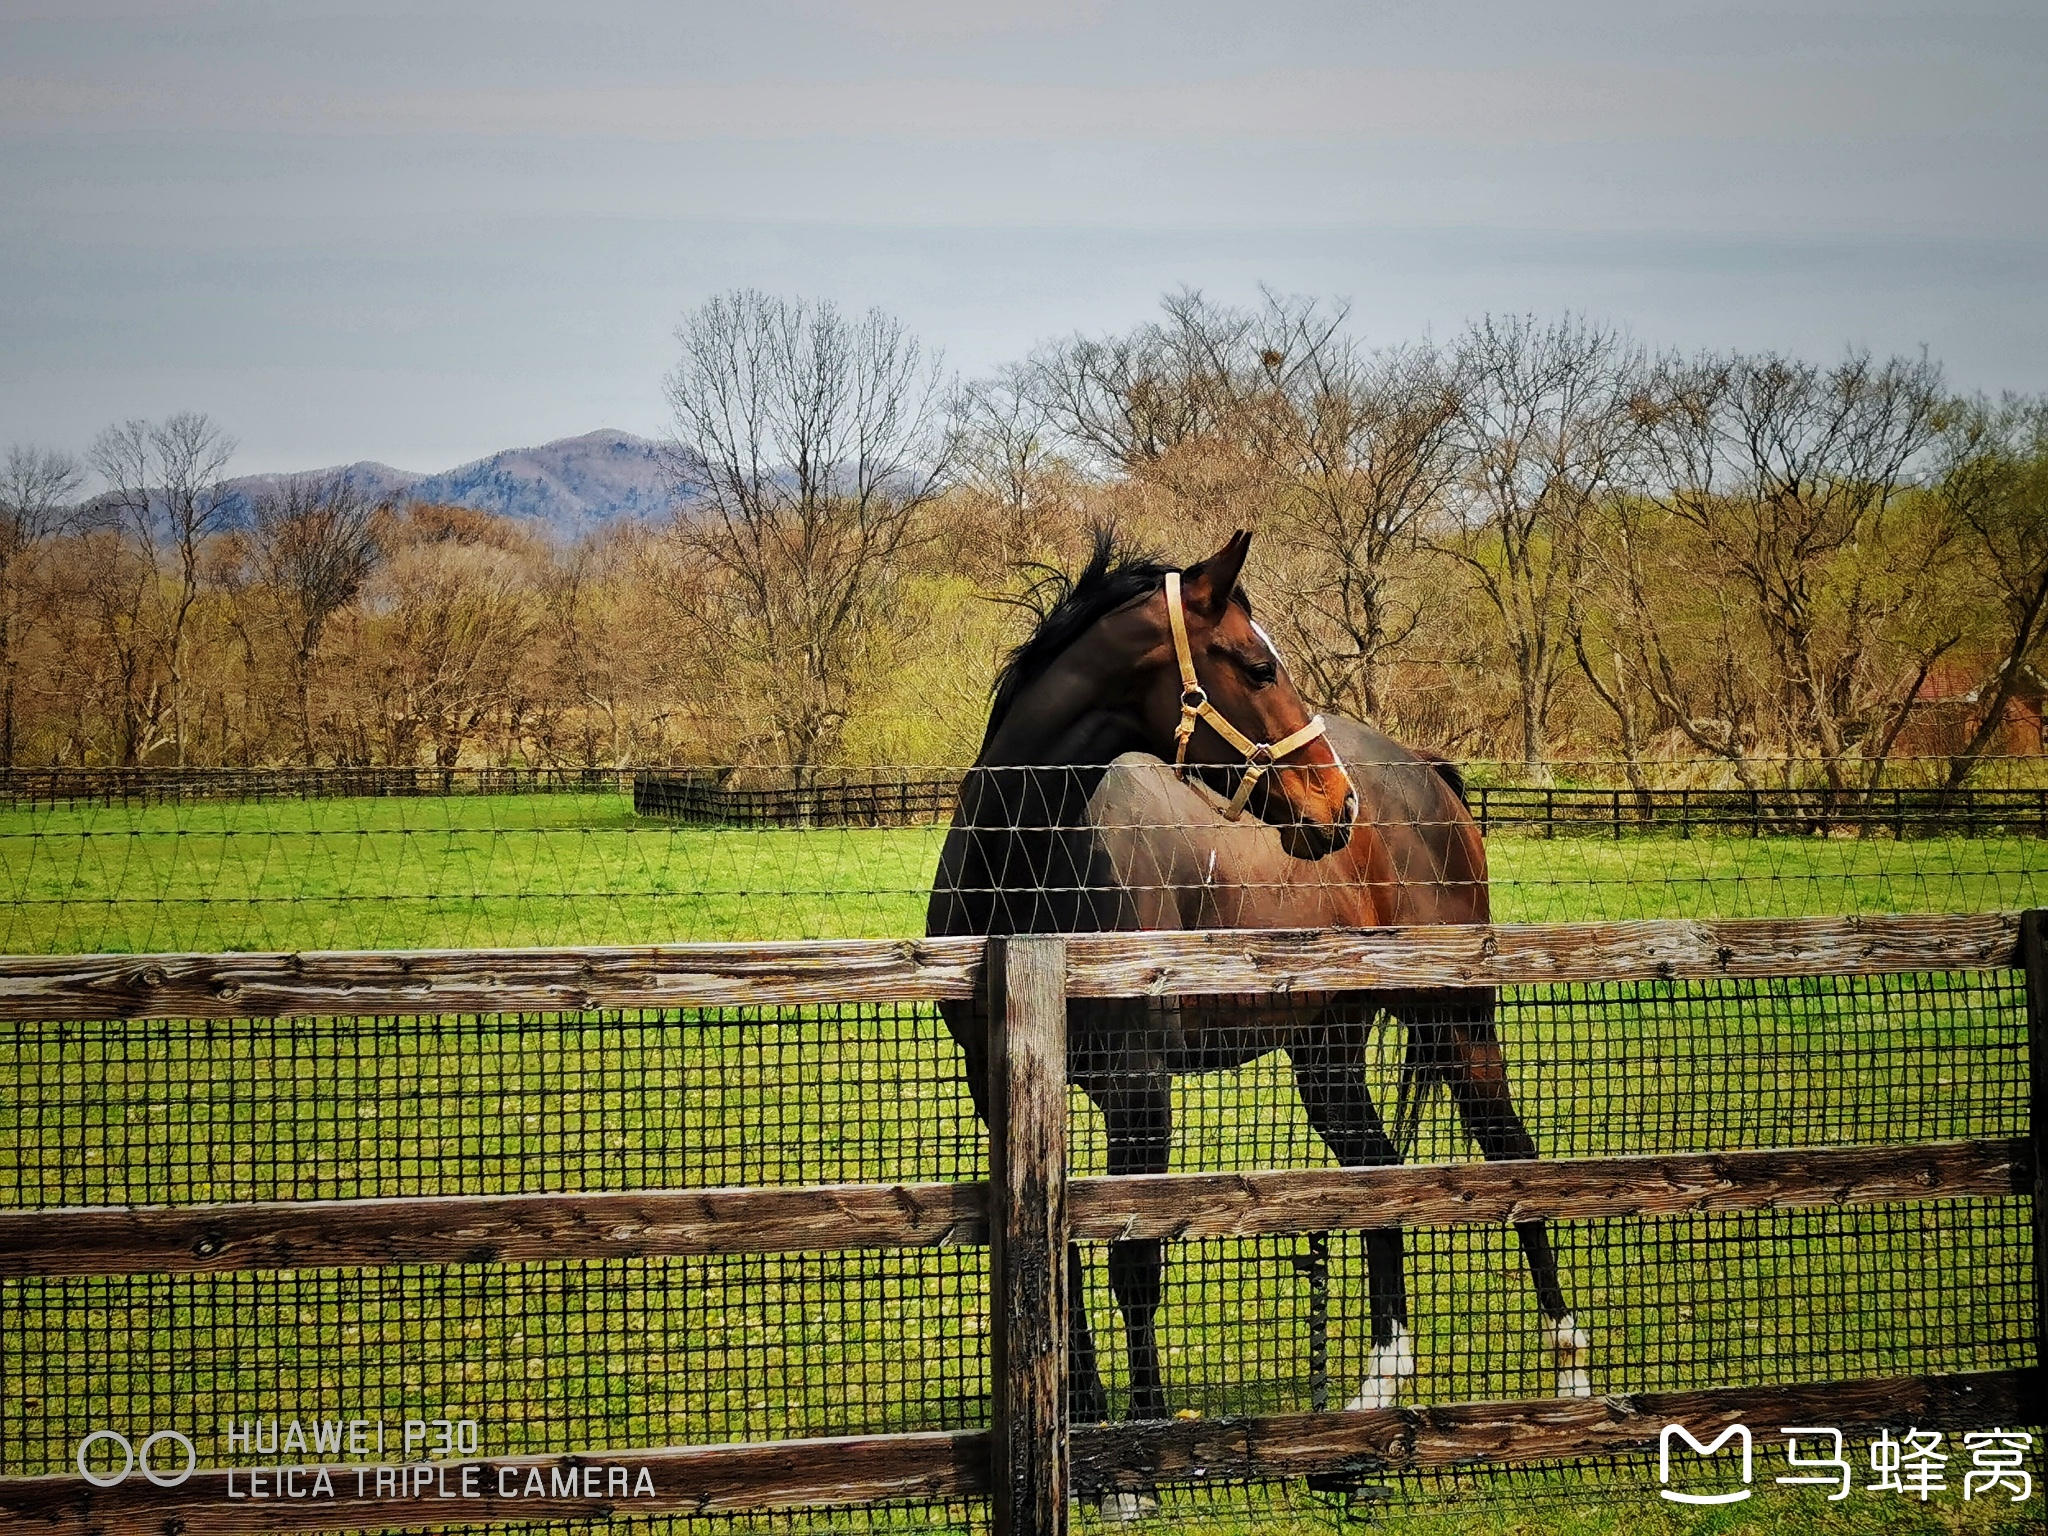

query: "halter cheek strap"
left=1164, top=570, right=1332, bottom=820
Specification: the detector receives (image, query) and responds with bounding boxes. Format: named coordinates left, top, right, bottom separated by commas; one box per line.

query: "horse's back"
left=1320, top=716, right=1489, bottom=926
left=1087, top=718, right=1488, bottom=929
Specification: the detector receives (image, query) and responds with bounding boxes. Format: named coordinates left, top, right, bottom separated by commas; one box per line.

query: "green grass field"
left=0, top=789, right=2039, bottom=953
left=0, top=791, right=2038, bottom=1533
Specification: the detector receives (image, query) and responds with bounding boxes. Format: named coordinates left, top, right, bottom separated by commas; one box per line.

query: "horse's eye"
left=1245, top=659, right=1278, bottom=689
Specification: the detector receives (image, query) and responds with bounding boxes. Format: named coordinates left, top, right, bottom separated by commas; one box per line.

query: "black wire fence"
left=0, top=766, right=638, bottom=808
left=0, top=755, right=2040, bottom=1533
left=0, top=928, right=2037, bottom=1532
left=4, top=760, right=2045, bottom=840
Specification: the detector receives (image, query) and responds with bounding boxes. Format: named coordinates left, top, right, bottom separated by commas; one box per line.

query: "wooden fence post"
left=991, top=935, right=1070, bottom=1536
left=2021, top=910, right=2047, bottom=1380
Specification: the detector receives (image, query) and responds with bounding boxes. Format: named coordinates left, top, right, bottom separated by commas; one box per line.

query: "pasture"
left=0, top=789, right=2040, bottom=953
left=0, top=788, right=2038, bottom=1535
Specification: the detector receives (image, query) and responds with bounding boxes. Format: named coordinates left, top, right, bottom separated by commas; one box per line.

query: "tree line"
left=2, top=289, right=2043, bottom=785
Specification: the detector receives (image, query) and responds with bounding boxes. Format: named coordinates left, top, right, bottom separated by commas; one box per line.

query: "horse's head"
left=1136, top=530, right=1357, bottom=860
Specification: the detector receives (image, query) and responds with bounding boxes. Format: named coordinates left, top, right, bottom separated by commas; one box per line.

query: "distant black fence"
left=5, top=766, right=2044, bottom=837
left=0, top=766, right=635, bottom=807
left=633, top=770, right=959, bottom=828
left=1470, top=783, right=2048, bottom=839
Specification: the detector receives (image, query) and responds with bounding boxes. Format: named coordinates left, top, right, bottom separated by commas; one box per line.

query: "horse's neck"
left=934, top=709, right=1149, bottom=938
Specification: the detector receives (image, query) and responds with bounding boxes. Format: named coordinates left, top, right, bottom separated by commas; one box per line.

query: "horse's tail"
left=1392, top=1017, right=1457, bottom=1157
left=1417, top=750, right=1468, bottom=809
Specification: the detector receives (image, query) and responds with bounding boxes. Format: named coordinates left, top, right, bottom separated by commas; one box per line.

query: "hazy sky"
left=3, top=0, right=2044, bottom=474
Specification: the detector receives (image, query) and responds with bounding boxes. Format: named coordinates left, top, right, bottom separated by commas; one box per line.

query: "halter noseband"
left=1164, top=570, right=1334, bottom=821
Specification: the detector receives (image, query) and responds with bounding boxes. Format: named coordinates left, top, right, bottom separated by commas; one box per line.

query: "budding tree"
left=1440, top=315, right=1649, bottom=774
left=87, top=412, right=237, bottom=765
left=662, top=291, right=950, bottom=768
left=0, top=446, right=84, bottom=765
left=249, top=473, right=382, bottom=763
left=1933, top=393, right=2048, bottom=787
left=1635, top=350, right=1953, bottom=787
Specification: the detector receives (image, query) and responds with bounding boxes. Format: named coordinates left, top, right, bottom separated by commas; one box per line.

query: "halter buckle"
left=1247, top=742, right=1275, bottom=767
left=1180, top=684, right=1208, bottom=710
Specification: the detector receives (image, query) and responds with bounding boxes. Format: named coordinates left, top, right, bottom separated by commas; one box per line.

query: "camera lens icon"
left=77, top=1429, right=196, bottom=1488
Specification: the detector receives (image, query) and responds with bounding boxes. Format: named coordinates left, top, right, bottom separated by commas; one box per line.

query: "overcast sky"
left=2, top=0, right=2044, bottom=474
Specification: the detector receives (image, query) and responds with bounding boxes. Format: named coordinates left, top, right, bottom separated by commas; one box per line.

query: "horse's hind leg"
left=1289, top=1016, right=1413, bottom=1411
left=1427, top=989, right=1591, bottom=1398
left=1067, top=1250, right=1109, bottom=1424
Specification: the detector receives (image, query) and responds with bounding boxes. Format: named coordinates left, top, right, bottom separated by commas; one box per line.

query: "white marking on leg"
left=1098, top=1490, right=1159, bottom=1522
left=1543, top=1312, right=1592, bottom=1398
left=1345, top=1322, right=1414, bottom=1411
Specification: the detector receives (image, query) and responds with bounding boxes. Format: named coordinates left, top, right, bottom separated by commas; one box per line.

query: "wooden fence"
left=1468, top=783, right=2048, bottom=839
left=8, top=764, right=2045, bottom=837
left=632, top=769, right=960, bottom=827
left=0, top=765, right=634, bottom=806
left=0, top=911, right=2039, bottom=1534
left=637, top=774, right=2048, bottom=837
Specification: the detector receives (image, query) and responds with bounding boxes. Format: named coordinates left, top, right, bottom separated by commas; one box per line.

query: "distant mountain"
left=219, top=430, right=672, bottom=537
left=220, top=462, right=426, bottom=521
left=403, top=430, right=671, bottom=534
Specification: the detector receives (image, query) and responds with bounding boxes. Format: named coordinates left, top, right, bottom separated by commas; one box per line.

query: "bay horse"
left=925, top=530, right=1587, bottom=1456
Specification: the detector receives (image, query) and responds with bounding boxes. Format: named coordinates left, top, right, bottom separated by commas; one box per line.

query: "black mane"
left=982, top=525, right=1245, bottom=752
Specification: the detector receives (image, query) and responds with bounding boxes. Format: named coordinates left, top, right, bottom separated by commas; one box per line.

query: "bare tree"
left=366, top=513, right=538, bottom=768
left=249, top=473, right=382, bottom=763
left=1441, top=315, right=1649, bottom=773
left=0, top=446, right=84, bottom=765
left=1933, top=393, right=2048, bottom=787
left=1638, top=350, right=1952, bottom=787
left=662, top=290, right=951, bottom=768
left=87, top=413, right=237, bottom=765
left=1260, top=323, right=1466, bottom=724
left=1020, top=289, right=1254, bottom=479
left=1006, top=290, right=1470, bottom=730
left=947, top=368, right=1088, bottom=579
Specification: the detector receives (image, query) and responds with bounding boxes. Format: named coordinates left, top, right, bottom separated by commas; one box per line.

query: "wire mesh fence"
left=0, top=758, right=2041, bottom=955
left=2, top=957, right=2035, bottom=1530
left=0, top=751, right=2039, bottom=1531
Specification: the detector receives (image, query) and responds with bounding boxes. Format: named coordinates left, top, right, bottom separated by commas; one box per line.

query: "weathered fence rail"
left=1, top=1138, right=2028, bottom=1277
left=0, top=911, right=2039, bottom=1535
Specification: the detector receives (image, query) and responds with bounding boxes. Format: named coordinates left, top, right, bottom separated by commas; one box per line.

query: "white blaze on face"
left=1249, top=620, right=1283, bottom=667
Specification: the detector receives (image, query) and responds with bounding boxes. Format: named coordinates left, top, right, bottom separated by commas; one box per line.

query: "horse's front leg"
left=1289, top=1022, right=1413, bottom=1411
left=1434, top=994, right=1591, bottom=1399
left=1066, top=1249, right=1109, bottom=1424
left=1099, top=1080, right=1173, bottom=1422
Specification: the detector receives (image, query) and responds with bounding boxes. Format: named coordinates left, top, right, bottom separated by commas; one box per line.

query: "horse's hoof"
left=1097, top=1490, right=1160, bottom=1522
left=1344, top=1322, right=1416, bottom=1410
left=1543, top=1313, right=1592, bottom=1397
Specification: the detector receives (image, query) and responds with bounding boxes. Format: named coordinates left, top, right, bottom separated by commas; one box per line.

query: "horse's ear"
left=1181, top=530, right=1253, bottom=620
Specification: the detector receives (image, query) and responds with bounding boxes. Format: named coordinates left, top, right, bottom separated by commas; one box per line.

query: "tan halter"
left=1164, top=569, right=1333, bottom=821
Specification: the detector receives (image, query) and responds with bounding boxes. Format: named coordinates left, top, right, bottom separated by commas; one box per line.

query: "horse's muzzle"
left=1279, top=787, right=1355, bottom=861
